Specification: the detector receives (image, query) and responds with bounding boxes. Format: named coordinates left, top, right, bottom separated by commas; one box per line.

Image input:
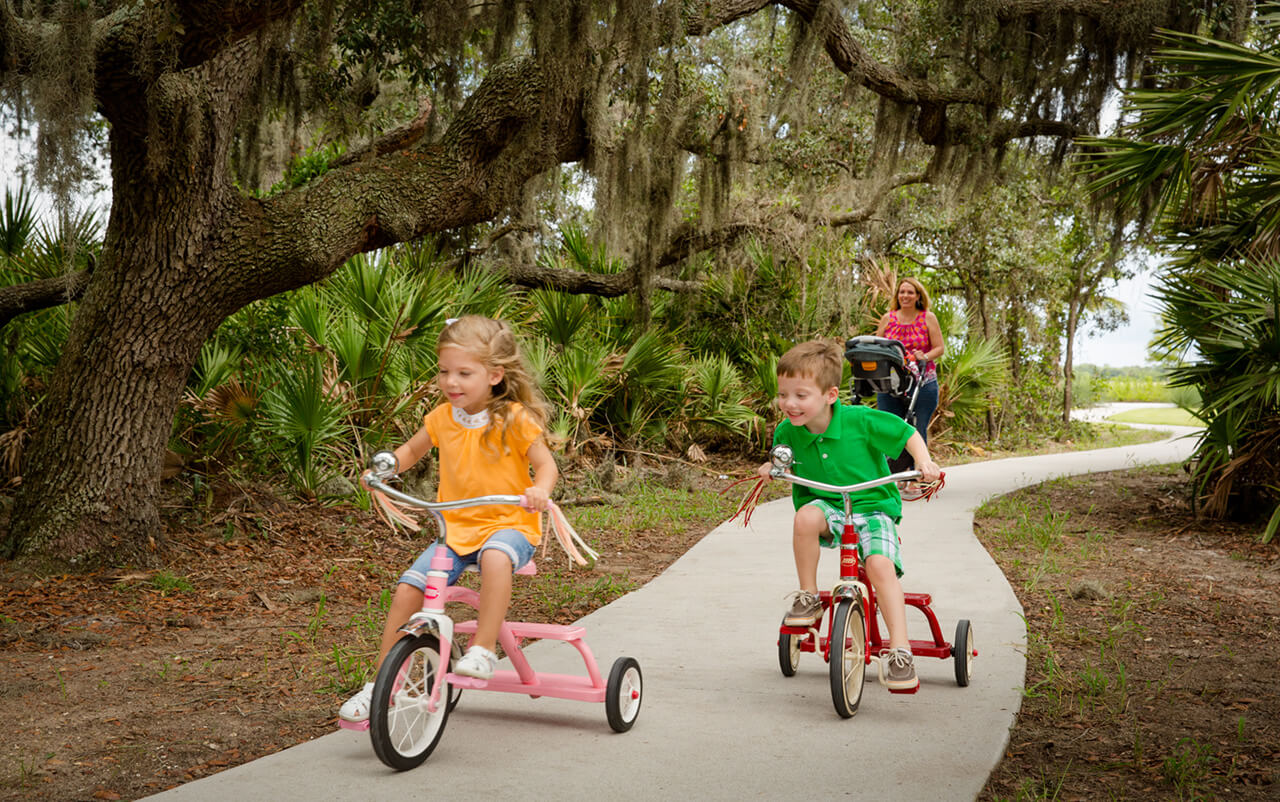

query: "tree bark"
left=3, top=20, right=592, bottom=567
left=0, top=269, right=91, bottom=332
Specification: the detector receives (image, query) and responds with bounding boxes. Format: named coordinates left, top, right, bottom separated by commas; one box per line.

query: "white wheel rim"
left=618, top=667, right=642, bottom=723
left=842, top=611, right=864, bottom=697
left=386, top=648, right=446, bottom=756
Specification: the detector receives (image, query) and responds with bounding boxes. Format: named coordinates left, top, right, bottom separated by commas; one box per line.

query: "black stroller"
left=844, top=335, right=923, bottom=473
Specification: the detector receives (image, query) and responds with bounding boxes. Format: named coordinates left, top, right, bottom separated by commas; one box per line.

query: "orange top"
left=423, top=402, right=544, bottom=554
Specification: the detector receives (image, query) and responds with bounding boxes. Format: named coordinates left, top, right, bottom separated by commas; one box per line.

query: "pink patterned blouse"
left=882, top=311, right=937, bottom=382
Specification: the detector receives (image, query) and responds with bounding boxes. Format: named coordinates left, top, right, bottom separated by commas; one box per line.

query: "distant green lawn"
left=1107, top=406, right=1201, bottom=426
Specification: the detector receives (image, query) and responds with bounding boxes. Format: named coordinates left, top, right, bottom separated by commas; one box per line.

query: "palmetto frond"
left=194, top=339, right=241, bottom=392
left=1, top=186, right=38, bottom=259
left=936, top=336, right=1009, bottom=436
left=1079, top=29, right=1280, bottom=247
left=529, top=288, right=596, bottom=349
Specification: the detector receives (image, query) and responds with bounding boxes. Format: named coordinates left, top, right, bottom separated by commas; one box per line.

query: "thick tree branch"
left=172, top=1, right=302, bottom=70
left=0, top=270, right=91, bottom=331
left=485, top=260, right=702, bottom=296
left=444, top=217, right=774, bottom=297
left=991, top=0, right=1140, bottom=21
left=818, top=172, right=930, bottom=228
left=779, top=0, right=991, bottom=107
left=685, top=0, right=991, bottom=107
left=332, top=100, right=435, bottom=167
left=989, top=118, right=1080, bottom=146
left=231, top=57, right=589, bottom=303
left=655, top=220, right=777, bottom=269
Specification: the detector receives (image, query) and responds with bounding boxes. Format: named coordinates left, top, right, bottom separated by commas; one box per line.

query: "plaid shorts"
left=803, top=501, right=904, bottom=578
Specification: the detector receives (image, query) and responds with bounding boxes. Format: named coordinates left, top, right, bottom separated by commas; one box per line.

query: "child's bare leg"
left=474, top=549, right=513, bottom=652
left=378, top=583, right=426, bottom=664
left=864, top=555, right=909, bottom=650
left=793, top=505, right=827, bottom=591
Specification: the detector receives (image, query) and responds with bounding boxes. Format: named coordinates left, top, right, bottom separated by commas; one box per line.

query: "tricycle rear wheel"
left=954, top=619, right=974, bottom=687
left=606, top=657, right=643, bottom=732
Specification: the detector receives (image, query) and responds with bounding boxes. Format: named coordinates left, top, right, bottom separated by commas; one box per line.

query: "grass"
left=149, top=570, right=194, bottom=594
left=945, top=423, right=1167, bottom=465
left=974, top=463, right=1273, bottom=800
left=1162, top=737, right=1217, bottom=800
left=568, top=480, right=784, bottom=545
left=1106, top=407, right=1201, bottom=427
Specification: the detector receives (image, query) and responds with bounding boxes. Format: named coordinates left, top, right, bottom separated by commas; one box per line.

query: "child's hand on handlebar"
left=756, top=461, right=774, bottom=480
left=916, top=458, right=941, bottom=484
left=522, top=485, right=551, bottom=512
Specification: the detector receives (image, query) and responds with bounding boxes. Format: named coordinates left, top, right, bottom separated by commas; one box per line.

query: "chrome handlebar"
left=362, top=450, right=523, bottom=511
left=767, top=444, right=920, bottom=494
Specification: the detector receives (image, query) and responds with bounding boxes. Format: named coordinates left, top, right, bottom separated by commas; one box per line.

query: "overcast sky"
left=1072, top=269, right=1158, bottom=368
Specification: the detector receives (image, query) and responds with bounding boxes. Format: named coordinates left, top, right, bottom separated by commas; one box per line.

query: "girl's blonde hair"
left=890, top=276, right=931, bottom=312
left=437, top=315, right=549, bottom=453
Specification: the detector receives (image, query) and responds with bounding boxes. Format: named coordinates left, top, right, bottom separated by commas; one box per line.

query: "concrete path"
left=1069, top=401, right=1185, bottom=425
left=148, top=425, right=1199, bottom=802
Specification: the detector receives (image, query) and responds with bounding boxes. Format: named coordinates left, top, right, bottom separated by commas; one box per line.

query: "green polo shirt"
left=773, top=399, right=914, bottom=521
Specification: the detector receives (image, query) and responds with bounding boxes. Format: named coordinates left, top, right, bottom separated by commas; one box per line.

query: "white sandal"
left=339, top=681, right=375, bottom=722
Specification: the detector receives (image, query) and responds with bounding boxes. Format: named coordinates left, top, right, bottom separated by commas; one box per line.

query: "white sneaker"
left=339, top=681, right=375, bottom=722
left=455, top=645, right=498, bottom=680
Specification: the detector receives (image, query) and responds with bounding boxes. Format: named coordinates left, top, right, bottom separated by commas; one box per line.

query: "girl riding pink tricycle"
left=338, top=316, right=641, bottom=770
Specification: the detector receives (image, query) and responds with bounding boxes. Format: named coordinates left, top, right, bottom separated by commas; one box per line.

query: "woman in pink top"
left=874, top=277, right=945, bottom=466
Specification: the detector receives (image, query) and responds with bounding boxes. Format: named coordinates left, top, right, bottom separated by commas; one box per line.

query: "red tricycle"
left=767, top=444, right=975, bottom=717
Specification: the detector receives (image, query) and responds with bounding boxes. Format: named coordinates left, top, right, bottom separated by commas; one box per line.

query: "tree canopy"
left=0, top=0, right=1253, bottom=567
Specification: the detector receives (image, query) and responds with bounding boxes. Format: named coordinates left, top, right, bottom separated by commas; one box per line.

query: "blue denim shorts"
left=398, top=528, right=536, bottom=590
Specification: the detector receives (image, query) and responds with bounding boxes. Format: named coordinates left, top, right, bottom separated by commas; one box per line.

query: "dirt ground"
left=976, top=465, right=1280, bottom=800
left=0, top=458, right=744, bottom=802
left=2, top=459, right=1277, bottom=800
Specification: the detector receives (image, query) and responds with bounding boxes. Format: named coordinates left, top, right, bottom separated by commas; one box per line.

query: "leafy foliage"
left=0, top=186, right=99, bottom=442
left=1080, top=24, right=1280, bottom=529
left=1153, top=261, right=1280, bottom=521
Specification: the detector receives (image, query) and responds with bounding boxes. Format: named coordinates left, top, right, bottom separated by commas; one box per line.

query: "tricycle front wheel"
left=606, top=656, right=642, bottom=732
left=829, top=599, right=866, bottom=719
left=369, top=633, right=450, bottom=771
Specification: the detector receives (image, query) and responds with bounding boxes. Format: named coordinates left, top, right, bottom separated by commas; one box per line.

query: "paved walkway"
left=148, top=421, right=1199, bottom=801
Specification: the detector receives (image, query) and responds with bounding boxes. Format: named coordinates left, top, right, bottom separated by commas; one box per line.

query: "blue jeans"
left=877, top=378, right=938, bottom=470
left=398, top=529, right=536, bottom=590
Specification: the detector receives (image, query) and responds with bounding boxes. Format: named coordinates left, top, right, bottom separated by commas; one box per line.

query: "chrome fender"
left=400, top=610, right=454, bottom=645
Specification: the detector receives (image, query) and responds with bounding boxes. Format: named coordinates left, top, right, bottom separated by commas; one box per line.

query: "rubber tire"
left=369, top=633, right=450, bottom=771
left=829, top=599, right=866, bottom=719
left=778, top=630, right=800, bottom=677
left=606, top=657, right=643, bottom=733
left=954, top=619, right=974, bottom=687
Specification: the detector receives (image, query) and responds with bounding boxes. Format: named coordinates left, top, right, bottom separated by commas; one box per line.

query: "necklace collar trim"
left=452, top=405, right=490, bottom=429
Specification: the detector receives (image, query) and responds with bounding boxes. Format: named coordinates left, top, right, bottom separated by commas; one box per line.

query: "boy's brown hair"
left=777, top=339, right=842, bottom=391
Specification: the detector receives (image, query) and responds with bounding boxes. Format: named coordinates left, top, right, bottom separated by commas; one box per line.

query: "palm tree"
left=1079, top=27, right=1280, bottom=536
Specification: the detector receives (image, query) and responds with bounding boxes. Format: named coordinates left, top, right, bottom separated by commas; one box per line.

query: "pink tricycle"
left=340, top=451, right=643, bottom=770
